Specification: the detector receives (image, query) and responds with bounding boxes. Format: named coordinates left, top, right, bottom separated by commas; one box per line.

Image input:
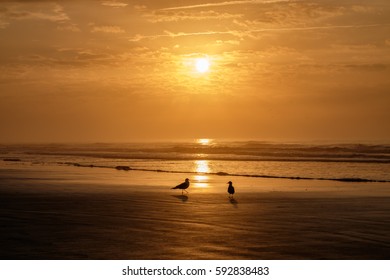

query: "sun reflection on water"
left=193, top=160, right=210, bottom=188
left=195, top=160, right=209, bottom=173
left=196, top=138, right=213, bottom=145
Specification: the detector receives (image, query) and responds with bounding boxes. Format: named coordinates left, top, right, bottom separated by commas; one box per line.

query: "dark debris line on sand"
left=59, top=161, right=390, bottom=183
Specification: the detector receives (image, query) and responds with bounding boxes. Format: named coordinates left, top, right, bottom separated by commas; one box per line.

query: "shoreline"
left=3, top=158, right=390, bottom=184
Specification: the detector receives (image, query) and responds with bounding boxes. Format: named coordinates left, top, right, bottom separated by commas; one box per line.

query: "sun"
left=195, top=58, right=210, bottom=73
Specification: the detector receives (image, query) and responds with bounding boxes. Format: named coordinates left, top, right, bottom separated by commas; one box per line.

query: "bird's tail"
left=171, top=186, right=178, bottom=189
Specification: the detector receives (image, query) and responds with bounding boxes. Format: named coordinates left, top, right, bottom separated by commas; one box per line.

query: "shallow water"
left=1, top=141, right=390, bottom=182
left=1, top=166, right=389, bottom=259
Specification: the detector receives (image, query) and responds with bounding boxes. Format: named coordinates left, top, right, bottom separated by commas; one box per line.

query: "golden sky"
left=1, top=0, right=390, bottom=142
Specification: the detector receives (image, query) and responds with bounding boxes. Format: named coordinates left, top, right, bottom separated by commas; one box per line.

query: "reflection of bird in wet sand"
left=227, top=181, right=235, bottom=198
left=172, top=178, right=190, bottom=194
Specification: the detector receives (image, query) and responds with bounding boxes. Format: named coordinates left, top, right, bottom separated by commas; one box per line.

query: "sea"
left=1, top=140, right=390, bottom=183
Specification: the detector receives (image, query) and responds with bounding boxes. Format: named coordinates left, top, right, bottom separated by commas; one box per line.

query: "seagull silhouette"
left=172, top=178, right=190, bottom=194
left=227, top=181, right=235, bottom=198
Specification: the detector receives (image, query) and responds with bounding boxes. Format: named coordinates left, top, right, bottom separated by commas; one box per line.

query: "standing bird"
left=227, top=181, right=235, bottom=198
left=172, top=178, right=190, bottom=195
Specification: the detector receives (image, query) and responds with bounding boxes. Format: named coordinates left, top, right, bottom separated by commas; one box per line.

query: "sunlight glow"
left=195, top=160, right=210, bottom=173
left=195, top=58, right=210, bottom=73
left=193, top=175, right=209, bottom=188
left=193, top=160, right=210, bottom=188
left=197, top=138, right=211, bottom=145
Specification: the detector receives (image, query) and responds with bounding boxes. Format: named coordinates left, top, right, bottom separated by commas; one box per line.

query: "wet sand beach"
left=1, top=165, right=390, bottom=260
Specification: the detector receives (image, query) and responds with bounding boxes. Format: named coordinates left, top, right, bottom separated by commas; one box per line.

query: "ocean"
left=1, top=140, right=390, bottom=183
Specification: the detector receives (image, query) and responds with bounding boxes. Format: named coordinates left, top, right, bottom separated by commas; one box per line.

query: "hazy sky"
left=1, top=0, right=389, bottom=142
